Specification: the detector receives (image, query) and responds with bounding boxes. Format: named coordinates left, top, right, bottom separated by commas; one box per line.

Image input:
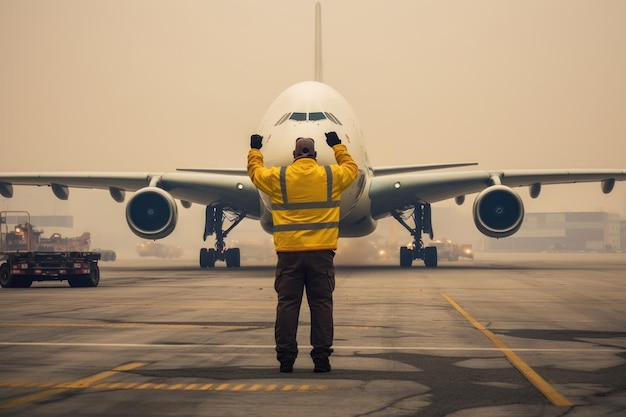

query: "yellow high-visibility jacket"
left=247, top=144, right=358, bottom=252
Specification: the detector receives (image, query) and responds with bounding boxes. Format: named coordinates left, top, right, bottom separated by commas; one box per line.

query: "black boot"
left=279, top=360, right=294, bottom=373
left=313, top=357, right=331, bottom=373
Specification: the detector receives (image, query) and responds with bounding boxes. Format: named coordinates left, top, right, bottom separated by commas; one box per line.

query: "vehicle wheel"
left=15, top=279, right=33, bottom=288
left=226, top=248, right=240, bottom=268
left=399, top=246, right=413, bottom=267
left=69, top=264, right=100, bottom=288
left=84, top=264, right=100, bottom=287
left=0, top=263, right=14, bottom=288
left=199, top=248, right=209, bottom=268
left=207, top=249, right=217, bottom=268
left=424, top=246, right=438, bottom=268
left=68, top=278, right=83, bottom=287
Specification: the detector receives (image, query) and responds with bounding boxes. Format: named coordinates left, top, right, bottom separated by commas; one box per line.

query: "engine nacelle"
left=472, top=185, right=524, bottom=238
left=126, top=187, right=178, bottom=239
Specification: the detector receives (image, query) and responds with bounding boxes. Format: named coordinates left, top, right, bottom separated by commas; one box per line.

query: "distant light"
left=237, top=183, right=244, bottom=190
left=394, top=182, right=401, bottom=189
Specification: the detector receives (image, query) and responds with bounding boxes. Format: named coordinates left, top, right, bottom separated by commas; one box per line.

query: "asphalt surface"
left=1, top=252, right=625, bottom=417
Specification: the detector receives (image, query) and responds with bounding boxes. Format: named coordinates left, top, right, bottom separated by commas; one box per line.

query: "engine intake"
left=472, top=185, right=524, bottom=238
left=126, top=187, right=178, bottom=239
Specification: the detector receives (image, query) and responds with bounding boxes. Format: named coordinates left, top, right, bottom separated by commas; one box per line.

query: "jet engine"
left=472, top=185, right=524, bottom=238
left=126, top=187, right=178, bottom=239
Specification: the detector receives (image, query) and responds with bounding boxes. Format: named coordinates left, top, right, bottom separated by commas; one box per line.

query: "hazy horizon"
left=1, top=1, right=625, bottom=255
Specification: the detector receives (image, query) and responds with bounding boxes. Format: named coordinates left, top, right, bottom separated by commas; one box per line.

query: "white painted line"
left=0, top=342, right=622, bottom=352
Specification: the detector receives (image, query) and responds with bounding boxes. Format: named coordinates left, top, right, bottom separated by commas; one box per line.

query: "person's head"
left=293, top=137, right=317, bottom=160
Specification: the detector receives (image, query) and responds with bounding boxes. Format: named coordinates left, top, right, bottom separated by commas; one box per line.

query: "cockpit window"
left=325, top=112, right=343, bottom=125
left=274, top=111, right=343, bottom=125
left=308, top=112, right=326, bottom=121
left=275, top=113, right=291, bottom=126
left=289, top=112, right=307, bottom=121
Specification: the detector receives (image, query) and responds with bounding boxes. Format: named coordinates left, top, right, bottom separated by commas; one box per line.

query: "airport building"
left=487, top=211, right=622, bottom=252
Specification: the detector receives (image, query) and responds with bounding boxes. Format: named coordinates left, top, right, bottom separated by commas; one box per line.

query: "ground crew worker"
left=247, top=131, right=358, bottom=373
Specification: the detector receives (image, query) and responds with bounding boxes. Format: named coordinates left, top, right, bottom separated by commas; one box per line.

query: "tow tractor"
left=0, top=211, right=101, bottom=288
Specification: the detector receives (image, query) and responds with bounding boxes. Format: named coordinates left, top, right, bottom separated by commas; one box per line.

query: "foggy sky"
left=1, top=0, right=625, bottom=254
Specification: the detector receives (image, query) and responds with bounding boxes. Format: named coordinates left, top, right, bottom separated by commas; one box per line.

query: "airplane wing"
left=0, top=172, right=261, bottom=217
left=369, top=168, right=626, bottom=219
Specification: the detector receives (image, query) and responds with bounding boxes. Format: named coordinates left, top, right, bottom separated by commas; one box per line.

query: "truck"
left=0, top=211, right=101, bottom=288
left=136, top=241, right=183, bottom=258
left=427, top=238, right=474, bottom=261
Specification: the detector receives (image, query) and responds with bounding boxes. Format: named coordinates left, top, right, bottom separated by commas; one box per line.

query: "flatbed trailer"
left=0, top=251, right=101, bottom=288
left=0, top=211, right=102, bottom=288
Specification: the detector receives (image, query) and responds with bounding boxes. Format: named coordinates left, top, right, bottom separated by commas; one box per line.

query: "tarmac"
left=0, top=252, right=625, bottom=417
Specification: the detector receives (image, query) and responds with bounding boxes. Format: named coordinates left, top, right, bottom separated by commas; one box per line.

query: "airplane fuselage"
left=254, top=81, right=376, bottom=237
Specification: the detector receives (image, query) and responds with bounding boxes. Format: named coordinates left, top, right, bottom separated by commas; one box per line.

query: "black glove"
left=325, top=131, right=341, bottom=147
left=250, top=134, right=263, bottom=149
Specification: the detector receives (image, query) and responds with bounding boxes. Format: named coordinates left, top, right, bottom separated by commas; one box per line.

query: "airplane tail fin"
left=315, top=2, right=322, bottom=82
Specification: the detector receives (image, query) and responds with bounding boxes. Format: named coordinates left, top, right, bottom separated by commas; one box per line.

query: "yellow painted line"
left=441, top=293, right=573, bottom=407
left=0, top=388, right=68, bottom=411
left=0, top=362, right=147, bottom=411
left=0, top=380, right=328, bottom=393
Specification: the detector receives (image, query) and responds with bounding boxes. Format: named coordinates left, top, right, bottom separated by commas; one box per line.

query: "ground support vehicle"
left=137, top=241, right=182, bottom=259
left=427, top=239, right=474, bottom=261
left=0, top=251, right=101, bottom=288
left=1, top=211, right=102, bottom=288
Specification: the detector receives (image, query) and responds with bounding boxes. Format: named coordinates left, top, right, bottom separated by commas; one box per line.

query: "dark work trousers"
left=274, top=250, right=336, bottom=363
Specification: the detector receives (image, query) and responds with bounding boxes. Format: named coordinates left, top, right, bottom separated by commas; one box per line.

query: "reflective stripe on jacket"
left=247, top=144, right=358, bottom=252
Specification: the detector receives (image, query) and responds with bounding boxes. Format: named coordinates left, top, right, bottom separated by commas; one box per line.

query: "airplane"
left=1, top=3, right=625, bottom=268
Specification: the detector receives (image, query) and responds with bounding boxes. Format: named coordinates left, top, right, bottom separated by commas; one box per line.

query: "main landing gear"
left=199, top=204, right=245, bottom=268
left=392, top=203, right=438, bottom=268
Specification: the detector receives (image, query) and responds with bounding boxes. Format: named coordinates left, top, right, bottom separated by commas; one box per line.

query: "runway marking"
left=441, top=293, right=573, bottom=407
left=0, top=341, right=622, bottom=353
left=0, top=362, right=147, bottom=411
left=0, top=365, right=327, bottom=411
left=0, top=380, right=327, bottom=392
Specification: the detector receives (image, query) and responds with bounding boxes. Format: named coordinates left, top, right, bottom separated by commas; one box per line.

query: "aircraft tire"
left=207, top=249, right=217, bottom=268
left=424, top=246, right=438, bottom=268
left=199, top=248, right=209, bottom=268
left=399, top=247, right=413, bottom=267
left=226, top=248, right=241, bottom=268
